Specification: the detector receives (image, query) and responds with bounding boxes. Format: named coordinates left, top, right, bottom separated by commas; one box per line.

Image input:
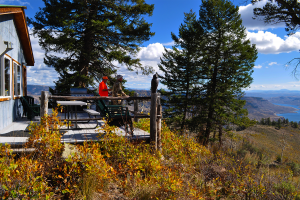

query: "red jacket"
left=99, top=81, right=108, bottom=96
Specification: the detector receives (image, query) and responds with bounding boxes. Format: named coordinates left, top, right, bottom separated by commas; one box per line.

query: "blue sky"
left=2, top=0, right=300, bottom=90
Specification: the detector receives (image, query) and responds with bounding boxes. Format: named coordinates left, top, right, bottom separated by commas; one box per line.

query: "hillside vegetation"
left=1, top=108, right=300, bottom=199
left=237, top=124, right=300, bottom=164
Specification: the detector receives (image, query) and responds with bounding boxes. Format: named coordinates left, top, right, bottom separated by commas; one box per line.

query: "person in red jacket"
left=99, top=76, right=111, bottom=96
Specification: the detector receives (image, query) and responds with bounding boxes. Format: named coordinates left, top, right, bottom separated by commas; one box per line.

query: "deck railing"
left=40, top=90, right=162, bottom=151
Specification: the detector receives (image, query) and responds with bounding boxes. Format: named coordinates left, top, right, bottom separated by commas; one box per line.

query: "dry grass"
left=237, top=124, right=300, bottom=163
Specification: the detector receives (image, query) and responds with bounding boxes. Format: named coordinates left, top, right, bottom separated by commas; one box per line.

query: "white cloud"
left=28, top=29, right=59, bottom=86
left=254, top=65, right=262, bottom=69
left=0, top=0, right=31, bottom=7
left=249, top=83, right=300, bottom=90
left=269, top=62, right=277, bottom=66
left=29, top=31, right=170, bottom=88
left=161, top=41, right=175, bottom=46
left=239, top=0, right=285, bottom=31
left=137, top=43, right=165, bottom=61
left=115, top=43, right=171, bottom=89
left=247, top=31, right=300, bottom=54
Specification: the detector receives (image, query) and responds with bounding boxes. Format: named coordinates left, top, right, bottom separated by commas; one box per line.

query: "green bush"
left=288, top=162, right=300, bottom=176
left=276, top=154, right=282, bottom=163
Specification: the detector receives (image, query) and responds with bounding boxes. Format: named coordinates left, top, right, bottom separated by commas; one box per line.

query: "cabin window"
left=0, top=58, right=2, bottom=96
left=4, top=57, right=11, bottom=97
left=14, top=62, right=21, bottom=96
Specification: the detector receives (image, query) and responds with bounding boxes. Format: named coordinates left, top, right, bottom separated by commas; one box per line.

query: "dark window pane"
left=5, top=58, right=10, bottom=96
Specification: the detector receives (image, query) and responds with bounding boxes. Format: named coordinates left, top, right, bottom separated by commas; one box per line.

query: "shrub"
left=276, top=154, right=282, bottom=163
left=1, top=108, right=300, bottom=199
left=288, top=162, right=300, bottom=176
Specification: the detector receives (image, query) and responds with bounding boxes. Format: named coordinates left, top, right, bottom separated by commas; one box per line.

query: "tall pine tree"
left=159, top=0, right=257, bottom=145
left=197, top=0, right=257, bottom=145
left=158, top=12, right=205, bottom=134
left=28, top=0, right=154, bottom=92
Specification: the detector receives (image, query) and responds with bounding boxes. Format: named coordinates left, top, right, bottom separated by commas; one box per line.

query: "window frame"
left=13, top=61, right=22, bottom=97
left=0, top=55, right=2, bottom=97
left=0, top=55, right=12, bottom=100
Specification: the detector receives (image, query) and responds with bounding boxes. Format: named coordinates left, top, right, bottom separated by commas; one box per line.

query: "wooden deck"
left=0, top=108, right=150, bottom=147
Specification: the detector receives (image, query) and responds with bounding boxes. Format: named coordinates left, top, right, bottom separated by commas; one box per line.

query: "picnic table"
left=57, top=100, right=102, bottom=129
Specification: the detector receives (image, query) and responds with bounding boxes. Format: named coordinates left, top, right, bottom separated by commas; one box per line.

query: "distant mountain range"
left=244, top=89, right=300, bottom=98
left=26, top=85, right=300, bottom=121
left=27, top=85, right=54, bottom=96
left=242, top=97, right=297, bottom=121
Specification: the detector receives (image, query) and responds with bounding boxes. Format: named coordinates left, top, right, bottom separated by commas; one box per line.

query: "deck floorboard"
left=0, top=109, right=149, bottom=147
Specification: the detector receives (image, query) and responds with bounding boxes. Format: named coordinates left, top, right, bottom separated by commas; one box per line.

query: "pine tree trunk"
left=203, top=63, right=218, bottom=146
left=218, top=124, right=223, bottom=146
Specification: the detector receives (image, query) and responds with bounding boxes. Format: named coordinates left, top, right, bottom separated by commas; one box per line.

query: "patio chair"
left=20, top=96, right=40, bottom=120
left=93, top=92, right=133, bottom=135
left=20, top=96, right=34, bottom=117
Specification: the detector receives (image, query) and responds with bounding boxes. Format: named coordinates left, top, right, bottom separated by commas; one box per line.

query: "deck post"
left=157, top=94, right=162, bottom=152
left=40, top=91, right=49, bottom=131
left=40, top=91, right=49, bottom=118
left=150, top=73, right=159, bottom=150
left=134, top=92, right=139, bottom=123
left=150, top=93, right=158, bottom=149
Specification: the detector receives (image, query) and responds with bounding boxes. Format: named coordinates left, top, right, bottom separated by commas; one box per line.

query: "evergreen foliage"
left=278, top=118, right=281, bottom=129
left=252, top=0, right=300, bottom=34
left=260, top=118, right=265, bottom=125
left=252, top=0, right=300, bottom=75
left=28, top=0, right=154, bottom=93
left=158, top=12, right=204, bottom=134
left=159, top=0, right=257, bottom=145
left=271, top=120, right=276, bottom=126
left=266, top=117, right=271, bottom=126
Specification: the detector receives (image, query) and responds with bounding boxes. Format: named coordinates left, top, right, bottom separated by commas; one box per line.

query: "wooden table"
left=57, top=101, right=87, bottom=129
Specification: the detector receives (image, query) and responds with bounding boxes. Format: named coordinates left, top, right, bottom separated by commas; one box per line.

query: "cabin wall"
left=0, top=14, right=26, bottom=63
left=0, top=14, right=26, bottom=131
left=0, top=99, right=23, bottom=130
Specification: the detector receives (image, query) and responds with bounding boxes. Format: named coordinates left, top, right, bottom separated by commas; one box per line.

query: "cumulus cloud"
left=249, top=83, right=300, bottom=90
left=161, top=41, right=175, bottom=46
left=28, top=29, right=59, bottom=86
left=247, top=31, right=300, bottom=54
left=239, top=0, right=285, bottom=30
left=0, top=0, right=31, bottom=7
left=116, top=43, right=171, bottom=89
left=137, top=43, right=165, bottom=61
left=254, top=65, right=262, bottom=69
left=29, top=30, right=170, bottom=88
left=269, top=62, right=277, bottom=66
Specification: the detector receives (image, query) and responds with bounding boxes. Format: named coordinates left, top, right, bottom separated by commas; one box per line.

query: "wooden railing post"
left=134, top=92, right=139, bottom=123
left=157, top=94, right=162, bottom=152
left=40, top=91, right=49, bottom=131
left=150, top=73, right=159, bottom=150
left=150, top=92, right=158, bottom=149
left=40, top=91, right=49, bottom=118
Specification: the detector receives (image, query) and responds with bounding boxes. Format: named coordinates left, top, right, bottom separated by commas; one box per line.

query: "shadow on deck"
left=0, top=109, right=150, bottom=149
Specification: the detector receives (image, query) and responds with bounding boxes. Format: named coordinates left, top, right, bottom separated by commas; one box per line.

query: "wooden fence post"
left=40, top=91, right=49, bottom=118
left=150, top=93, right=158, bottom=149
left=134, top=92, right=139, bottom=123
left=40, top=91, right=49, bottom=131
left=157, top=94, right=162, bottom=152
